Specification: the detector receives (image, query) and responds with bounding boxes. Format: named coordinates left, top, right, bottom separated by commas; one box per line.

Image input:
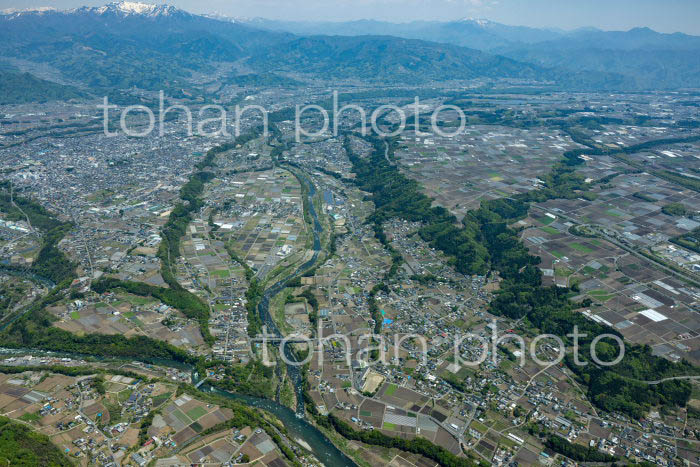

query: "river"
left=197, top=378, right=356, bottom=467
left=256, top=168, right=324, bottom=415
left=243, top=168, right=357, bottom=466
left=0, top=170, right=357, bottom=466
left=0, top=346, right=356, bottom=467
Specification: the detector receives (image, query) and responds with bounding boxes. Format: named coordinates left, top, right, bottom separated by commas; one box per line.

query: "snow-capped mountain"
left=1, top=6, right=57, bottom=15
left=98, top=1, right=172, bottom=15
left=74, top=1, right=187, bottom=18
left=0, top=1, right=698, bottom=91
left=0, top=1, right=290, bottom=45
left=459, top=17, right=492, bottom=27
left=201, top=12, right=241, bottom=23
left=0, top=1, right=192, bottom=28
left=237, top=16, right=562, bottom=50
left=1, top=2, right=184, bottom=20
left=0, top=1, right=295, bottom=90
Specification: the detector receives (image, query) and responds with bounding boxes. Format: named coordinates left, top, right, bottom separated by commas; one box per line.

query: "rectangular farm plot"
left=172, top=408, right=192, bottom=426
left=384, top=412, right=418, bottom=428
left=186, top=405, right=208, bottom=421
left=569, top=242, right=594, bottom=254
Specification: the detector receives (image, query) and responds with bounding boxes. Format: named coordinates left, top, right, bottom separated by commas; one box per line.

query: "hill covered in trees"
left=0, top=415, right=73, bottom=466
left=0, top=69, right=83, bottom=104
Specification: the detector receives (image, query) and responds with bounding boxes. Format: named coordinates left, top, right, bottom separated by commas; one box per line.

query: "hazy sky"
left=2, top=0, right=700, bottom=34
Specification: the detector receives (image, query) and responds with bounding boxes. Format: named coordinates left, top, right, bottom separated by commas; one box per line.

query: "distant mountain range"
left=244, top=35, right=630, bottom=90
left=0, top=2, right=292, bottom=92
left=243, top=17, right=700, bottom=51
left=243, top=18, right=700, bottom=90
left=241, top=18, right=564, bottom=50
left=0, top=2, right=698, bottom=99
left=247, top=35, right=547, bottom=83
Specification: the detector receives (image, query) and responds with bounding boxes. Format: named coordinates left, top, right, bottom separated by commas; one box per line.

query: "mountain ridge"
left=236, top=15, right=700, bottom=89
left=0, top=2, right=696, bottom=92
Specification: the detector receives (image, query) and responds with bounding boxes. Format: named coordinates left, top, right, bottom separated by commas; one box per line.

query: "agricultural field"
left=208, top=168, right=309, bottom=275
left=49, top=291, right=206, bottom=351
left=395, top=124, right=584, bottom=216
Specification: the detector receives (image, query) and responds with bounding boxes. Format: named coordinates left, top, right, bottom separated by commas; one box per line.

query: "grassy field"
left=19, top=411, right=41, bottom=422
left=118, top=389, right=132, bottom=403
left=210, top=269, right=230, bottom=278
left=186, top=406, right=207, bottom=421
left=570, top=242, right=594, bottom=254
left=173, top=409, right=191, bottom=425
left=588, top=289, right=615, bottom=302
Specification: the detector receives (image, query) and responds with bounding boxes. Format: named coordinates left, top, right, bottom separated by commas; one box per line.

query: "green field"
left=540, top=226, right=559, bottom=235
left=499, top=435, right=518, bottom=448
left=470, top=420, right=489, bottom=434
left=382, top=422, right=397, bottom=430
left=152, top=392, right=172, bottom=407
left=19, top=411, right=41, bottom=422
left=124, top=294, right=157, bottom=306
left=554, top=268, right=573, bottom=278
left=173, top=408, right=191, bottom=425
left=570, top=242, right=594, bottom=254
left=118, top=389, right=132, bottom=403
left=588, top=289, right=615, bottom=302
left=191, top=421, right=203, bottom=433
left=385, top=383, right=398, bottom=396
left=70, top=311, right=80, bottom=320
left=186, top=406, right=207, bottom=420
left=125, top=314, right=144, bottom=327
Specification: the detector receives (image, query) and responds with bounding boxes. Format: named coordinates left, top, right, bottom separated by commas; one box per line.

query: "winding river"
left=238, top=168, right=357, bottom=466
left=0, top=169, right=357, bottom=466
left=0, top=347, right=356, bottom=467
left=256, top=168, right=323, bottom=415
left=199, top=379, right=356, bottom=467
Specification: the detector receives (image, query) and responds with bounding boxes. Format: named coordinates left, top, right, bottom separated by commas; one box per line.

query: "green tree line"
left=345, top=132, right=697, bottom=418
